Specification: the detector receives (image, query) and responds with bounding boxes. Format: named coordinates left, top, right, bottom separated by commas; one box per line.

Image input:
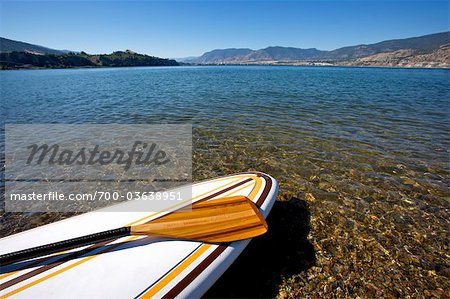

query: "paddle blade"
left=130, top=196, right=268, bottom=243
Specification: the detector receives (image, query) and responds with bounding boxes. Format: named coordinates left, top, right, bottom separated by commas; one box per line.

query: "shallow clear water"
left=1, top=66, right=449, bottom=296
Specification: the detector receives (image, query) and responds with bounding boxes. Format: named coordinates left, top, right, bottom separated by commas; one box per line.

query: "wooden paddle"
left=0, top=196, right=267, bottom=266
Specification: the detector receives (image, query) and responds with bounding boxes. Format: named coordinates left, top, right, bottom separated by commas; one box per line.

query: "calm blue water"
left=1, top=66, right=449, bottom=166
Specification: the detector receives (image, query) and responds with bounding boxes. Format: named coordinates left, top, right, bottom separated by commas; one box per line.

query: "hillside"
left=324, top=31, right=449, bottom=59
left=189, top=31, right=450, bottom=67
left=86, top=50, right=178, bottom=67
left=340, top=44, right=450, bottom=68
left=190, top=48, right=253, bottom=64
left=0, top=37, right=69, bottom=55
left=0, top=50, right=179, bottom=69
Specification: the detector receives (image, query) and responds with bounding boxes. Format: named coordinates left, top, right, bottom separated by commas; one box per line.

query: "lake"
left=1, top=65, right=449, bottom=297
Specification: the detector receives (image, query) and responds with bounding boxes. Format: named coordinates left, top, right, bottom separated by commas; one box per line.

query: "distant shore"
left=2, top=63, right=449, bottom=71
left=189, top=62, right=450, bottom=69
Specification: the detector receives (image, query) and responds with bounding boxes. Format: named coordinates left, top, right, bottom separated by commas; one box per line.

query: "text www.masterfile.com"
left=9, top=191, right=184, bottom=201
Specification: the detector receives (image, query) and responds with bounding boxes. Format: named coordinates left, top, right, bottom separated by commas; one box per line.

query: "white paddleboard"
left=0, top=172, right=278, bottom=298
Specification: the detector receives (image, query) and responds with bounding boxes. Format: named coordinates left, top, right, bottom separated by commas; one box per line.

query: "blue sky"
left=0, top=1, right=449, bottom=58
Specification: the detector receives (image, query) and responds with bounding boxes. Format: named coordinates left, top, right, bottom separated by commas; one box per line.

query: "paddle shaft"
left=0, top=227, right=131, bottom=266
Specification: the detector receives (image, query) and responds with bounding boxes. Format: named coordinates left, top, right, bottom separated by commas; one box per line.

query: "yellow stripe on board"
left=0, top=175, right=257, bottom=297
left=248, top=176, right=262, bottom=201
left=0, top=249, right=73, bottom=280
left=139, top=245, right=212, bottom=299
left=2, top=236, right=140, bottom=298
left=138, top=177, right=264, bottom=298
left=0, top=271, right=20, bottom=281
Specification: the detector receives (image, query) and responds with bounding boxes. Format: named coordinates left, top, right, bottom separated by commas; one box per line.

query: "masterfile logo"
left=26, top=141, right=170, bottom=171
left=5, top=124, right=192, bottom=212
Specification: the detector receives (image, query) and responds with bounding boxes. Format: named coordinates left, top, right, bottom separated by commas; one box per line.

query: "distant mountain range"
left=0, top=37, right=72, bottom=55
left=183, top=32, right=450, bottom=68
left=1, top=32, right=449, bottom=69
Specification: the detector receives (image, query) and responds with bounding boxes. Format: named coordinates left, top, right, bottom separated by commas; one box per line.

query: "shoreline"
left=188, top=62, right=450, bottom=70
left=1, top=63, right=449, bottom=71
